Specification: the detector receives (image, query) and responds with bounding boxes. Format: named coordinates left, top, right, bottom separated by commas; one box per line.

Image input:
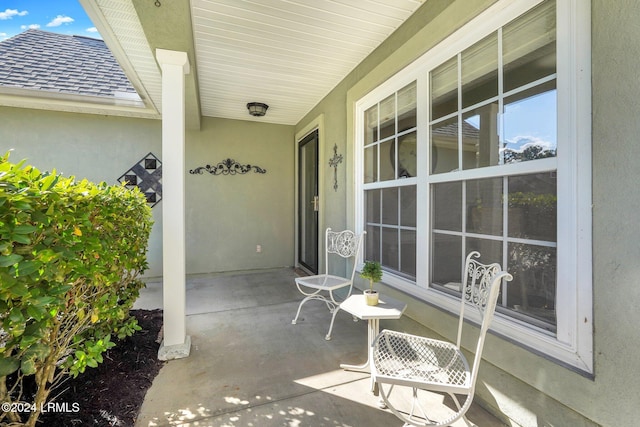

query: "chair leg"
left=377, top=382, right=473, bottom=427
left=292, top=294, right=335, bottom=325
left=292, top=295, right=311, bottom=324
left=325, top=304, right=342, bottom=340
left=448, top=393, right=476, bottom=427
left=325, top=289, right=357, bottom=339
left=394, top=386, right=433, bottom=426
left=378, top=382, right=425, bottom=426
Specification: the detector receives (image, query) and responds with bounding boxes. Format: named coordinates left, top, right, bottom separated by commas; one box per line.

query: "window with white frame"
left=363, top=81, right=417, bottom=280
left=356, top=0, right=592, bottom=373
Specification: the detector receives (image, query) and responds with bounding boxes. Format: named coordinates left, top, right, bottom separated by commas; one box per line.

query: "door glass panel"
left=298, top=132, right=318, bottom=273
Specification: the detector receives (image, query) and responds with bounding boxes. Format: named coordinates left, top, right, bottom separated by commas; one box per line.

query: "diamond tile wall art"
left=118, top=152, right=162, bottom=207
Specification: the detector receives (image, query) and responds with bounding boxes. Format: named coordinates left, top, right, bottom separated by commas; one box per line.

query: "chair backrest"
left=456, top=251, right=512, bottom=388
left=324, top=228, right=365, bottom=281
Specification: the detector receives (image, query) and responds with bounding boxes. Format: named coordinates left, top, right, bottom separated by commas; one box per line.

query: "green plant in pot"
left=361, top=261, right=383, bottom=306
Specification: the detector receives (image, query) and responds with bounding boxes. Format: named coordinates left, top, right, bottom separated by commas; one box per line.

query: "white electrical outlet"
left=256, top=245, right=262, bottom=253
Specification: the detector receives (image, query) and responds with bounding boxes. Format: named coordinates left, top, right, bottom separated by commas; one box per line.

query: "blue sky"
left=0, top=1, right=100, bottom=41
left=464, top=90, right=557, bottom=152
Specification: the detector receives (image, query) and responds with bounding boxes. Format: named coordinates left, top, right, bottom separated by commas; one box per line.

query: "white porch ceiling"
left=87, top=0, right=426, bottom=126
left=190, top=0, right=425, bottom=124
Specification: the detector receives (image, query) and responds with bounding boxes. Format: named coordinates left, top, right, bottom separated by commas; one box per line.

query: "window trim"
left=354, top=0, right=592, bottom=373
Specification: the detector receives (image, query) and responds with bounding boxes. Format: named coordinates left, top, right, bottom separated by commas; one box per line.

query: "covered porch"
left=6, top=0, right=638, bottom=425
left=133, top=268, right=505, bottom=427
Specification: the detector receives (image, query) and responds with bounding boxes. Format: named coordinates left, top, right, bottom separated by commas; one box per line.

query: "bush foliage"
left=360, top=260, right=383, bottom=291
left=0, top=153, right=153, bottom=427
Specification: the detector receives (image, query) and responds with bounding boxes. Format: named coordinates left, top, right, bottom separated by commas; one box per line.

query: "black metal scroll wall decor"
left=189, top=158, right=267, bottom=176
left=118, top=152, right=162, bottom=207
left=328, top=143, right=343, bottom=191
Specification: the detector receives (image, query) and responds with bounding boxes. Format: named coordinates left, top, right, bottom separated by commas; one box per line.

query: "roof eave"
left=79, top=0, right=164, bottom=119
left=0, top=86, right=161, bottom=120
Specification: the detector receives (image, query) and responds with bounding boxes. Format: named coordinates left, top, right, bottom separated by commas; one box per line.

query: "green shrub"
left=0, top=153, right=153, bottom=427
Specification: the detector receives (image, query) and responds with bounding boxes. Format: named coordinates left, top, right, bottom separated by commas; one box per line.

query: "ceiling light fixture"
left=247, top=102, right=269, bottom=117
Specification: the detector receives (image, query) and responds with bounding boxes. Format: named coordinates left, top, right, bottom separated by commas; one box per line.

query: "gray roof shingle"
left=0, top=29, right=137, bottom=99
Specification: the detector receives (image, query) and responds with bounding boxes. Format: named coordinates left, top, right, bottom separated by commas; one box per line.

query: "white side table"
left=328, top=294, right=407, bottom=390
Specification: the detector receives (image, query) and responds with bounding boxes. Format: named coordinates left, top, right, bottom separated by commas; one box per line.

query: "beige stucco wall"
left=0, top=106, right=164, bottom=277
left=0, top=108, right=295, bottom=278
left=185, top=117, right=295, bottom=274
left=591, top=0, right=640, bottom=424
left=294, top=0, right=640, bottom=426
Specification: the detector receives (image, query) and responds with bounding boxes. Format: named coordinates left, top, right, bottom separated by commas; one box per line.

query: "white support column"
left=156, top=49, right=191, bottom=360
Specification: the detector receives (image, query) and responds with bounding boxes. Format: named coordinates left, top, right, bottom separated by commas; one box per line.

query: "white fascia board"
left=79, top=0, right=160, bottom=114
left=0, top=87, right=160, bottom=120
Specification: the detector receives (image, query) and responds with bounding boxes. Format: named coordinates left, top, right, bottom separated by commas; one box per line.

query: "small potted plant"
left=361, top=260, right=383, bottom=306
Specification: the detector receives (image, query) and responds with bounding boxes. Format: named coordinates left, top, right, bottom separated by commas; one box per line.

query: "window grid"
left=356, top=0, right=592, bottom=373
left=363, top=82, right=418, bottom=279
left=431, top=176, right=558, bottom=330
left=426, top=2, right=558, bottom=330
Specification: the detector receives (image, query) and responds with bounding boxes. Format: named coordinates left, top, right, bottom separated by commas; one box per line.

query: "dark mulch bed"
left=38, top=309, right=165, bottom=427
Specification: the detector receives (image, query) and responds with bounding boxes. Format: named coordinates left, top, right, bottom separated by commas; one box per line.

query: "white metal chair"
left=371, top=251, right=512, bottom=426
left=292, top=228, right=365, bottom=334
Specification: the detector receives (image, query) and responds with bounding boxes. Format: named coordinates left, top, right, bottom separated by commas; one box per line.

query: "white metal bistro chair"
left=292, top=228, right=365, bottom=334
left=371, top=251, right=512, bottom=426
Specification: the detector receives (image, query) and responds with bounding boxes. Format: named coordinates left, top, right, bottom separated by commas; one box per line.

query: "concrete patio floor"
left=133, top=268, right=507, bottom=427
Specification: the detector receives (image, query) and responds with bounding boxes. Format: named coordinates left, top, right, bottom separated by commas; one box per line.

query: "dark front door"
left=298, top=130, right=319, bottom=273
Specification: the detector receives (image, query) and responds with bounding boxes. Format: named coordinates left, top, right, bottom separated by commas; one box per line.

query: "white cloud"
left=46, top=15, right=74, bottom=27
left=86, top=27, right=98, bottom=33
left=20, top=24, right=40, bottom=30
left=0, top=9, right=28, bottom=20
left=503, top=135, right=555, bottom=152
